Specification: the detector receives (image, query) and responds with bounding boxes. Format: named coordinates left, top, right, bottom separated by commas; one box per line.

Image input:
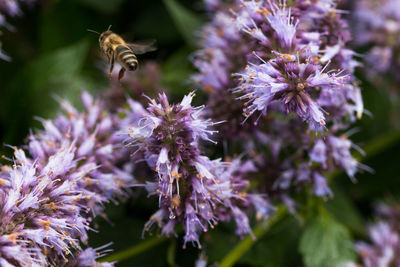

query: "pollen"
left=256, top=8, right=271, bottom=16
left=45, top=202, right=59, bottom=210
left=39, top=219, right=51, bottom=231
left=7, top=232, right=20, bottom=244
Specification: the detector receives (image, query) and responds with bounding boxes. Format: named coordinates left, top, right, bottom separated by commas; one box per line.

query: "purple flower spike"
left=124, top=92, right=271, bottom=247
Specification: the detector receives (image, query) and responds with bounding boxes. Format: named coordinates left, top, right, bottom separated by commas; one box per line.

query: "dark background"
left=0, top=0, right=399, bottom=266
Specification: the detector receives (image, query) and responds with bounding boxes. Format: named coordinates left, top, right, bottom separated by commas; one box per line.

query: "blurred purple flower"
left=355, top=202, right=400, bottom=267
left=353, top=0, right=400, bottom=83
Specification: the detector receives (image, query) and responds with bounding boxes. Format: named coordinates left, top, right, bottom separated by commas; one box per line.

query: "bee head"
left=99, top=30, right=112, bottom=44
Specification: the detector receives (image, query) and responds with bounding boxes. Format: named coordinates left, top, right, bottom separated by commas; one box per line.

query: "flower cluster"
left=0, top=0, right=36, bottom=60
left=0, top=92, right=134, bottom=265
left=193, top=0, right=364, bottom=201
left=124, top=92, right=273, bottom=247
left=355, top=202, right=400, bottom=267
left=352, top=0, right=400, bottom=84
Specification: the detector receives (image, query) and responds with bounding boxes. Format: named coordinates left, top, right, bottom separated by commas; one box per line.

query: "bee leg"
left=108, top=55, right=115, bottom=79
left=118, top=67, right=126, bottom=82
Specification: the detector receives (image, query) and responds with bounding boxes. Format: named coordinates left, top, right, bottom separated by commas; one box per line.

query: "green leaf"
left=2, top=39, right=92, bottom=147
left=299, top=212, right=356, bottom=267
left=27, top=39, right=92, bottom=115
left=162, top=0, right=203, bottom=45
left=27, top=39, right=89, bottom=87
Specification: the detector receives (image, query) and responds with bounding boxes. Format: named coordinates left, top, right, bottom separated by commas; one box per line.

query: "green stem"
left=100, top=236, right=167, bottom=263
left=218, top=207, right=287, bottom=267
left=167, top=239, right=179, bottom=267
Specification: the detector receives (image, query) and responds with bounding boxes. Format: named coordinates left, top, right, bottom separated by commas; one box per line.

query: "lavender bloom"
left=355, top=203, right=400, bottom=267
left=352, top=0, right=400, bottom=84
left=235, top=57, right=345, bottom=128
left=356, top=222, right=400, bottom=267
left=124, top=92, right=273, bottom=248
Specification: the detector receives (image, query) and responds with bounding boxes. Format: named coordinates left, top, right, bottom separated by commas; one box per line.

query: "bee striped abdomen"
left=116, top=45, right=138, bottom=71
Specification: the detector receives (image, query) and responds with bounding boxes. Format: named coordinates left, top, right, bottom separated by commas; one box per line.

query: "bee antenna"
left=107, top=25, right=112, bottom=31
left=87, top=29, right=100, bottom=35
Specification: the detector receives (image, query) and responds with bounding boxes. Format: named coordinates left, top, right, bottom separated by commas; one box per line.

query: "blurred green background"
left=0, top=0, right=400, bottom=266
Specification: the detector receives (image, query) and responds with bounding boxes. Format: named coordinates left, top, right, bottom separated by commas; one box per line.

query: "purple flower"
left=309, top=139, right=327, bottom=163
left=352, top=0, right=400, bottom=84
left=235, top=57, right=348, bottom=128
left=313, top=172, right=332, bottom=198
left=124, top=92, right=272, bottom=248
left=356, top=222, right=400, bottom=267
left=0, top=92, right=134, bottom=265
left=355, top=203, right=400, bottom=267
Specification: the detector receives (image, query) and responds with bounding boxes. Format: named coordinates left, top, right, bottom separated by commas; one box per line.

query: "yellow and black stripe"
left=116, top=45, right=138, bottom=71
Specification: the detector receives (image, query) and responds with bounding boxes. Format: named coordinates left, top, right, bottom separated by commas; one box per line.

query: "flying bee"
left=88, top=26, right=156, bottom=81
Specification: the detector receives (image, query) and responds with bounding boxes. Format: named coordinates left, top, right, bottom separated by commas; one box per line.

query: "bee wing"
left=127, top=40, right=157, bottom=55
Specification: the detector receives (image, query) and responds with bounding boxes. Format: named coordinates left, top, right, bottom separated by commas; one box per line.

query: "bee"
left=88, top=26, right=156, bottom=81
